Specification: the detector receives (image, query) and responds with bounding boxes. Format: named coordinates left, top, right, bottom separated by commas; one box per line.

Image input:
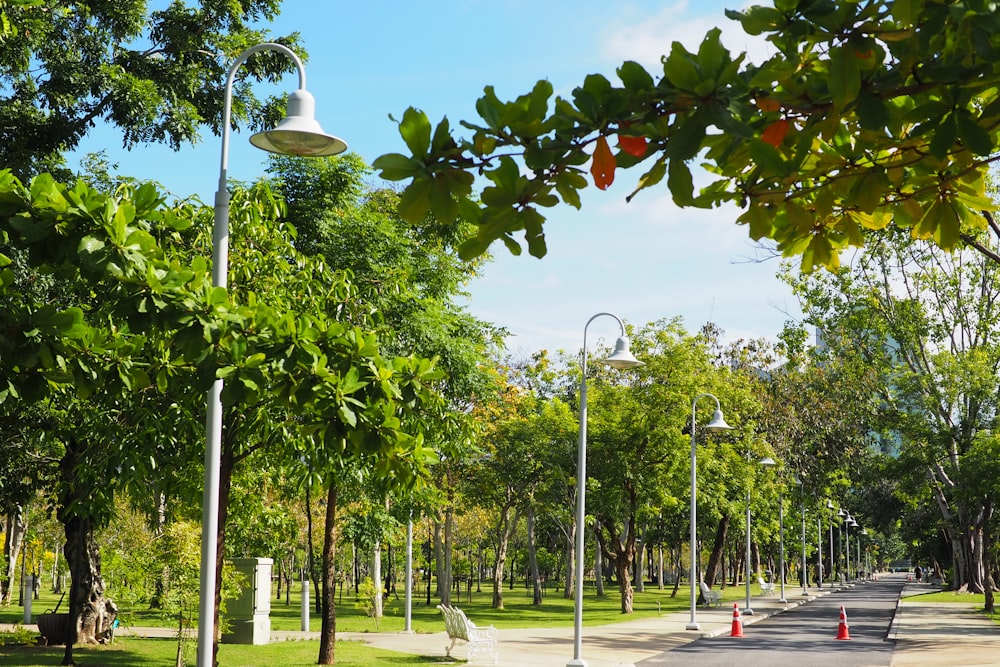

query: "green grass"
left=3, top=580, right=775, bottom=632
left=1, top=579, right=773, bottom=665
left=0, top=637, right=442, bottom=666
left=903, top=588, right=986, bottom=604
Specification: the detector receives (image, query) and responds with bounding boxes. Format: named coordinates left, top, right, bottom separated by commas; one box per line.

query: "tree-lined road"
left=640, top=577, right=905, bottom=667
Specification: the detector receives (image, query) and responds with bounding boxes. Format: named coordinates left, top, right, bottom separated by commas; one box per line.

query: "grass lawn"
left=0, top=578, right=772, bottom=665
left=2, top=579, right=775, bottom=632
left=0, top=637, right=442, bottom=666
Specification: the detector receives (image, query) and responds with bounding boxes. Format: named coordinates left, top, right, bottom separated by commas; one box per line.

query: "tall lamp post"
left=845, top=514, right=856, bottom=582
left=198, top=42, right=347, bottom=667
left=858, top=527, right=865, bottom=580
left=837, top=507, right=846, bottom=580
left=826, top=500, right=836, bottom=584
left=744, top=455, right=776, bottom=615
left=777, top=479, right=787, bottom=603
left=568, top=313, right=642, bottom=667
left=686, top=394, right=732, bottom=631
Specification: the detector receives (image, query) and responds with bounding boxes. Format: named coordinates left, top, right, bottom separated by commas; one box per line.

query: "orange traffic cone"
left=731, top=603, right=744, bottom=637
left=836, top=605, right=851, bottom=640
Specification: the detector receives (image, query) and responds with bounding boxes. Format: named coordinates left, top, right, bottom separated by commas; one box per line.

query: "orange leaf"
left=618, top=132, right=648, bottom=157
left=756, top=96, right=781, bottom=113
left=761, top=119, right=790, bottom=147
left=591, top=136, right=616, bottom=190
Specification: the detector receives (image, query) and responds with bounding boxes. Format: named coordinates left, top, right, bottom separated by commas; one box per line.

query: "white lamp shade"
left=604, top=336, right=643, bottom=369
left=250, top=89, right=347, bottom=156
left=705, top=408, right=732, bottom=433
left=759, top=457, right=777, bottom=467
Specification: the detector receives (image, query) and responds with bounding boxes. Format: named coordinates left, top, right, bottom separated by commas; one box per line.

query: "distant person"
left=914, top=565, right=923, bottom=583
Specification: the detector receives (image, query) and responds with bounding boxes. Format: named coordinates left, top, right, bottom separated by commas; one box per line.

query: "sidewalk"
left=334, top=576, right=1000, bottom=667
left=337, top=587, right=820, bottom=666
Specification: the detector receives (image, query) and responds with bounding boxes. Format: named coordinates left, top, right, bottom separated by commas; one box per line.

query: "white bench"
left=757, top=576, right=776, bottom=596
left=437, top=603, right=499, bottom=663
left=699, top=581, right=722, bottom=608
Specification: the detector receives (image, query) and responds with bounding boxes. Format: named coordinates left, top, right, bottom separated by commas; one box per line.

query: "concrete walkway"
left=6, top=575, right=998, bottom=666
left=332, top=575, right=1000, bottom=667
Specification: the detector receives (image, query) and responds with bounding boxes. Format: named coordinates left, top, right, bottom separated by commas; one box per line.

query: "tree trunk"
left=526, top=504, right=542, bottom=605
left=59, top=439, right=116, bottom=666
left=983, top=500, right=994, bottom=613
left=634, top=532, right=645, bottom=593
left=433, top=517, right=448, bottom=604
left=563, top=519, right=574, bottom=599
left=491, top=503, right=519, bottom=609
left=318, top=483, right=338, bottom=664
left=657, top=546, right=664, bottom=591
left=703, top=513, right=730, bottom=591
left=596, top=516, right=636, bottom=613
left=594, top=522, right=605, bottom=597
left=2, top=506, right=25, bottom=605
left=371, top=541, right=383, bottom=620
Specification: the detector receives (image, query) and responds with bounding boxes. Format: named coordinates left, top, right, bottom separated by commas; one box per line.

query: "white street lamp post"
left=777, top=486, right=787, bottom=603
left=568, top=313, right=642, bottom=667
left=198, top=42, right=346, bottom=667
left=816, top=516, right=823, bottom=591
left=744, top=455, right=775, bottom=615
left=845, top=514, right=856, bottom=582
left=686, top=395, right=732, bottom=631
left=826, top=500, right=836, bottom=584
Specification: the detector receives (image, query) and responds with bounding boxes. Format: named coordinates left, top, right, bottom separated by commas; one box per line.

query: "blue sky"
left=72, top=0, right=803, bottom=356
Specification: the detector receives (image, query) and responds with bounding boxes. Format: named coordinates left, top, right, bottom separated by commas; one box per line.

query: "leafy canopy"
left=374, top=0, right=1000, bottom=272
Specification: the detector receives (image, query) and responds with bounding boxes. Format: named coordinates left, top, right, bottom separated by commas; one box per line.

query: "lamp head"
left=250, top=89, right=348, bottom=156
left=759, top=457, right=777, bottom=467
left=826, top=500, right=834, bottom=510
left=838, top=508, right=847, bottom=517
left=705, top=408, right=732, bottom=433
left=604, top=336, right=643, bottom=370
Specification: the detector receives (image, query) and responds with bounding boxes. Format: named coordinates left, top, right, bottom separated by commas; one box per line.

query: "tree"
left=789, top=224, right=1000, bottom=592
left=374, top=0, right=1000, bottom=272
left=0, top=0, right=304, bottom=180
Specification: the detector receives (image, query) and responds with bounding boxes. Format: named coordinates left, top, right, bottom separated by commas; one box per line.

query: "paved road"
left=640, top=577, right=903, bottom=666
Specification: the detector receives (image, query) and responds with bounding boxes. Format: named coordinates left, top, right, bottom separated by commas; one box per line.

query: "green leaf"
left=928, top=113, right=957, bottom=159
left=749, top=139, right=789, bottom=177
left=667, top=112, right=706, bottom=160
left=956, top=112, right=994, bottom=156
left=397, top=177, right=433, bottom=223
left=372, top=153, right=424, bottom=181
left=856, top=90, right=889, bottom=131
left=668, top=159, right=694, bottom=205
left=617, top=61, right=654, bottom=90
left=397, top=107, right=432, bottom=158
left=663, top=42, right=701, bottom=91
left=828, top=46, right=861, bottom=110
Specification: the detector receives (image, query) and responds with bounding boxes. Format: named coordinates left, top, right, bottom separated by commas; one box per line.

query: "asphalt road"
left=638, top=577, right=905, bottom=667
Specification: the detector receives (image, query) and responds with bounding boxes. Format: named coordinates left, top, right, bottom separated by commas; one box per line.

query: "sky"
left=71, top=0, right=804, bottom=356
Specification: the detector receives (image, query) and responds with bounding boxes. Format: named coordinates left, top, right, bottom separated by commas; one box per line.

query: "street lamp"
left=826, top=500, right=836, bottom=584
left=686, top=394, right=732, bottom=631
left=198, top=42, right=347, bottom=667
left=845, top=514, right=856, bottom=582
left=859, top=527, right=866, bottom=580
left=837, top=507, right=846, bottom=580
left=744, top=455, right=776, bottom=615
left=777, top=478, right=787, bottom=603
left=568, top=313, right=642, bottom=667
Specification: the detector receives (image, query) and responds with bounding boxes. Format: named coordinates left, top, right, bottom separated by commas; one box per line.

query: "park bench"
left=436, top=603, right=499, bottom=663
left=757, top=576, right=776, bottom=596
left=698, top=581, right=722, bottom=608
